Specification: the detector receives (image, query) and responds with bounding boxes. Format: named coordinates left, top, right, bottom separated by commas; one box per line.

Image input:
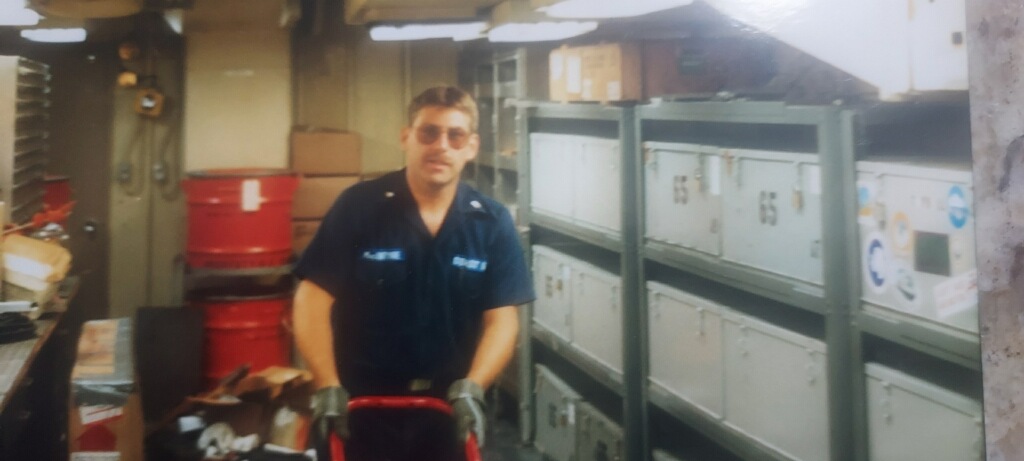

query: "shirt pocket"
left=355, top=258, right=409, bottom=288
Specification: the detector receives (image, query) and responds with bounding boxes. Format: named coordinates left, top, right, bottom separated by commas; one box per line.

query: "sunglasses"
left=415, top=125, right=472, bottom=149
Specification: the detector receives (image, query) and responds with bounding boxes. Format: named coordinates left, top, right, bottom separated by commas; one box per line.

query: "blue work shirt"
left=294, top=169, right=535, bottom=396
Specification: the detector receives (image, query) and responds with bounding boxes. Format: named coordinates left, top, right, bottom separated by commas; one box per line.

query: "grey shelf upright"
left=636, top=100, right=856, bottom=461
left=517, top=101, right=646, bottom=461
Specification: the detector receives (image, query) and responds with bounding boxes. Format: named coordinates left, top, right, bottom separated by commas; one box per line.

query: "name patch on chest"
left=452, top=256, right=488, bottom=272
left=361, top=249, right=405, bottom=261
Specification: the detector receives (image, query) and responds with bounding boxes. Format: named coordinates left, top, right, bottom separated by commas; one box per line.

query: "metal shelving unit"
left=636, top=101, right=854, bottom=461
left=0, top=56, right=50, bottom=225
left=517, top=101, right=645, bottom=460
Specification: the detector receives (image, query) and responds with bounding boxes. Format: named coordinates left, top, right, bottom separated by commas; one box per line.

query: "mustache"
left=423, top=154, right=452, bottom=166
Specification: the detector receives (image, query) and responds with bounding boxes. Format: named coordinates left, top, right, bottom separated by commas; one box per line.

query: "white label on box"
left=805, top=164, right=822, bottom=195
left=607, top=81, right=622, bottom=101
left=567, top=402, right=576, bottom=425
left=550, top=53, right=564, bottom=80
left=708, top=156, right=722, bottom=196
left=566, top=56, right=582, bottom=94
left=241, top=179, right=261, bottom=212
left=581, top=79, right=593, bottom=100
left=934, top=269, right=978, bottom=319
left=71, top=452, right=120, bottom=461
left=80, top=405, right=123, bottom=425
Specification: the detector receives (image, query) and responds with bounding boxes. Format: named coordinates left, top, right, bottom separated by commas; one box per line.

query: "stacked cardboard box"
left=290, top=128, right=362, bottom=256
left=549, top=43, right=643, bottom=102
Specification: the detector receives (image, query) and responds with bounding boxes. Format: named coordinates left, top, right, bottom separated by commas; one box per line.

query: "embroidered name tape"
left=362, top=249, right=405, bottom=261
left=453, top=256, right=487, bottom=272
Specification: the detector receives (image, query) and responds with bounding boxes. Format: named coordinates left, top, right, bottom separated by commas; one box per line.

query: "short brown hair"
left=407, top=86, right=478, bottom=133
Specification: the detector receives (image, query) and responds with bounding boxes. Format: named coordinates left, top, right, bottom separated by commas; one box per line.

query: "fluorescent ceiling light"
left=370, top=22, right=487, bottom=41
left=0, top=1, right=40, bottom=26
left=539, top=0, right=693, bottom=18
left=487, top=21, right=597, bottom=42
left=20, top=28, right=87, bottom=42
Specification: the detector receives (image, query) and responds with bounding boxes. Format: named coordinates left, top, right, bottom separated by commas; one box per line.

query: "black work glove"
left=447, top=379, right=487, bottom=448
left=311, top=385, right=350, bottom=442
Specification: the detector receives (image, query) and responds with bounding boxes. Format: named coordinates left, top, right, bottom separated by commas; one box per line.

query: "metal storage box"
left=530, top=133, right=577, bottom=220
left=535, top=364, right=584, bottom=461
left=865, top=363, right=983, bottom=460
left=643, top=142, right=723, bottom=255
left=571, top=260, right=623, bottom=375
left=856, top=159, right=977, bottom=333
left=532, top=245, right=574, bottom=342
left=720, top=148, right=823, bottom=285
left=647, top=281, right=724, bottom=418
left=577, top=402, right=624, bottom=461
left=723, top=311, right=829, bottom=461
left=573, top=136, right=622, bottom=234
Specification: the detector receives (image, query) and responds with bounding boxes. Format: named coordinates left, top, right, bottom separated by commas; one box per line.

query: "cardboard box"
left=69, top=318, right=143, bottom=461
left=291, top=129, right=362, bottom=175
left=292, top=175, right=359, bottom=219
left=292, top=219, right=321, bottom=255
left=549, top=43, right=642, bottom=102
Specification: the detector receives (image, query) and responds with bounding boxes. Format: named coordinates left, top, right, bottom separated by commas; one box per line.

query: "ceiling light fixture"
left=0, top=1, right=40, bottom=26
left=487, top=21, right=597, bottom=42
left=487, top=0, right=597, bottom=43
left=534, top=0, right=693, bottom=18
left=369, top=22, right=488, bottom=41
left=20, top=28, right=87, bottom=43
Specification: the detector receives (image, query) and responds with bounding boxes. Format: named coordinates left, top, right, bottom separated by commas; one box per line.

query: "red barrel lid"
left=187, top=168, right=296, bottom=179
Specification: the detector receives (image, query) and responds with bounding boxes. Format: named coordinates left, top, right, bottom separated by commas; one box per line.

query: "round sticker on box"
left=948, top=186, right=969, bottom=229
left=863, top=232, right=889, bottom=294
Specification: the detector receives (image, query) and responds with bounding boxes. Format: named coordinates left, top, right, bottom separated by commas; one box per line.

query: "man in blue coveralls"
left=293, top=86, right=535, bottom=460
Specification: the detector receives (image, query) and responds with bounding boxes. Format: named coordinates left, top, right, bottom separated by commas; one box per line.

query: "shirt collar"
left=378, top=169, right=489, bottom=217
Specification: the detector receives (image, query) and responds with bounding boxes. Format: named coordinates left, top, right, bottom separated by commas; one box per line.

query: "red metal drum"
left=183, top=169, right=299, bottom=269
left=191, top=287, right=292, bottom=387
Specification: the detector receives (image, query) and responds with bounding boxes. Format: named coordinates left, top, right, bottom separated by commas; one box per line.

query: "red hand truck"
left=328, top=396, right=483, bottom=461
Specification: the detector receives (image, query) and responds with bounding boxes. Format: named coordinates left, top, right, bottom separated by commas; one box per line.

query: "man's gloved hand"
left=447, top=379, right=487, bottom=448
left=311, top=385, right=350, bottom=441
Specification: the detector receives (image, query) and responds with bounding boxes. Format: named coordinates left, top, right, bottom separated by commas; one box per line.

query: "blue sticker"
left=866, top=238, right=887, bottom=289
left=948, top=186, right=969, bottom=229
left=453, top=255, right=488, bottom=272
left=858, top=186, right=871, bottom=207
left=361, top=249, right=405, bottom=261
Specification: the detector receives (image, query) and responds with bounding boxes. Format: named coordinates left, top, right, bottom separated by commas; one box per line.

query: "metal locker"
left=532, top=245, right=574, bottom=342
left=571, top=260, right=623, bottom=375
left=643, top=142, right=723, bottom=255
left=723, top=311, right=829, bottom=461
left=865, top=363, right=983, bottom=461
left=647, top=281, right=724, bottom=418
left=577, top=402, right=624, bottom=461
left=530, top=133, right=577, bottom=220
left=856, top=159, right=977, bottom=334
left=720, top=148, right=824, bottom=285
left=535, top=364, right=584, bottom=461
left=573, top=136, right=622, bottom=234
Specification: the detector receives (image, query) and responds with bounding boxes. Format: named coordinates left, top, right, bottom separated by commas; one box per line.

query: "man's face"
left=401, top=106, right=479, bottom=190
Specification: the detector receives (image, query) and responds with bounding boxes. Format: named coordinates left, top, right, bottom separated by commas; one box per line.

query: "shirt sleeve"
left=293, top=189, right=358, bottom=298
left=483, top=207, right=536, bottom=309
